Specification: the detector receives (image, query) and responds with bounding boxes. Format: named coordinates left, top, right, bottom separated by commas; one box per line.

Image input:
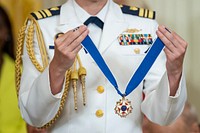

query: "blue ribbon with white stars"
left=81, top=35, right=164, bottom=97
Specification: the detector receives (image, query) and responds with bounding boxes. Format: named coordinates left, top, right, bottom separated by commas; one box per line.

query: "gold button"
left=134, top=48, right=140, bottom=54
left=96, top=109, right=104, bottom=118
left=97, top=86, right=104, bottom=94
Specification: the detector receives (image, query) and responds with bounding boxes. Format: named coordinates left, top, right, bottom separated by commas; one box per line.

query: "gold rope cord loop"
left=15, top=19, right=28, bottom=97
left=31, top=17, right=49, bottom=68
left=26, top=20, right=44, bottom=72
left=38, top=69, right=71, bottom=129
left=15, top=16, right=73, bottom=129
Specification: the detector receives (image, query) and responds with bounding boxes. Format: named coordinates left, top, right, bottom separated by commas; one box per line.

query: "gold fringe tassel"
left=77, top=54, right=87, bottom=106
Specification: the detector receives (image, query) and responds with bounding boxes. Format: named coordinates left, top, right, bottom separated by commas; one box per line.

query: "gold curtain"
left=0, top=0, right=41, bottom=44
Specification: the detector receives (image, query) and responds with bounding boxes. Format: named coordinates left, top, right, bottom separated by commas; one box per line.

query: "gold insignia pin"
left=125, top=28, right=142, bottom=33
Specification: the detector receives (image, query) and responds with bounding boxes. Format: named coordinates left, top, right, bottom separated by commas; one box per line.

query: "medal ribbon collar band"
left=81, top=35, right=164, bottom=97
left=81, top=35, right=164, bottom=117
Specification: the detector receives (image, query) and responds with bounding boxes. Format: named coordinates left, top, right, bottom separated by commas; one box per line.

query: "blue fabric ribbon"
left=81, top=35, right=164, bottom=97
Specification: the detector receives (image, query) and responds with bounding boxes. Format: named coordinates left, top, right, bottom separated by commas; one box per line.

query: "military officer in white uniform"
left=16, top=0, right=188, bottom=132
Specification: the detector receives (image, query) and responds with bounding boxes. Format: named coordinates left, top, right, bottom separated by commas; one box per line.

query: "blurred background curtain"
left=1, top=0, right=199, bottom=121
left=0, top=0, right=41, bottom=43
left=145, top=0, right=200, bottom=122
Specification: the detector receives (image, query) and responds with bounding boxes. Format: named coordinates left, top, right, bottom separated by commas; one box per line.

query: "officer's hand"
left=49, top=25, right=89, bottom=95
left=51, top=25, right=89, bottom=72
left=156, top=25, right=188, bottom=76
left=156, top=25, right=188, bottom=95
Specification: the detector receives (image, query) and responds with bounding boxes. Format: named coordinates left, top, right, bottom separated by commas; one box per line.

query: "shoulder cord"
left=15, top=19, right=27, bottom=98
left=15, top=16, right=71, bottom=129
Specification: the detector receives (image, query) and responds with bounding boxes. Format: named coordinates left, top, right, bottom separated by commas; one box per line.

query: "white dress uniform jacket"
left=19, top=0, right=187, bottom=132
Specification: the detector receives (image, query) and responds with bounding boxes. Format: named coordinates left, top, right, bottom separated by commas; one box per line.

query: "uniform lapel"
left=56, top=0, right=129, bottom=54
left=56, top=0, right=82, bottom=34
left=99, top=1, right=129, bottom=53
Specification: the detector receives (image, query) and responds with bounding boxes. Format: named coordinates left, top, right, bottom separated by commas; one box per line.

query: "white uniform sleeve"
left=141, top=20, right=187, bottom=126
left=18, top=22, right=65, bottom=127
left=141, top=71, right=187, bottom=125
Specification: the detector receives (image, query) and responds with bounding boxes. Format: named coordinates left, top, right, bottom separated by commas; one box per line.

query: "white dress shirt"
left=73, top=0, right=109, bottom=48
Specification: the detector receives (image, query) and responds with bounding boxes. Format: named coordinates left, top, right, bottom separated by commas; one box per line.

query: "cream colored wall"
left=41, top=0, right=66, bottom=8
left=143, top=0, right=200, bottom=122
left=42, top=0, right=200, bottom=121
left=123, top=0, right=200, bottom=121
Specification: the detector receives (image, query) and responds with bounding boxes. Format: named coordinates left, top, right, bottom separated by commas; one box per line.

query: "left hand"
left=156, top=25, right=188, bottom=95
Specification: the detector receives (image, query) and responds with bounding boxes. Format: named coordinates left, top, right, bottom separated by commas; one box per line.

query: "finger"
left=54, top=32, right=68, bottom=46
left=168, top=30, right=188, bottom=55
left=72, top=45, right=82, bottom=55
left=172, top=32, right=188, bottom=58
left=172, top=32, right=188, bottom=49
left=72, top=26, right=80, bottom=32
left=55, top=25, right=87, bottom=49
left=172, top=31, right=184, bottom=43
left=157, top=29, right=185, bottom=58
left=61, top=25, right=88, bottom=50
left=54, top=32, right=64, bottom=41
left=59, top=25, right=84, bottom=41
left=156, top=30, right=175, bottom=53
left=158, top=25, right=180, bottom=48
left=163, top=47, right=175, bottom=61
left=58, top=25, right=87, bottom=52
left=158, top=26, right=188, bottom=56
left=65, top=28, right=89, bottom=52
left=64, top=25, right=87, bottom=44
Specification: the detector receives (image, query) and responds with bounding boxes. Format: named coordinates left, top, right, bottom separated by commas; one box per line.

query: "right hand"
left=49, top=25, right=89, bottom=94
left=50, top=25, right=89, bottom=73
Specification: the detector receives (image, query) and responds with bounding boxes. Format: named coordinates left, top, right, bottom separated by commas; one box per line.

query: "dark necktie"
left=84, top=16, right=104, bottom=30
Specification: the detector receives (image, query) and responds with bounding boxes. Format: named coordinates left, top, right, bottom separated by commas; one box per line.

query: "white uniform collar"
left=58, top=0, right=127, bottom=53
left=59, top=0, right=124, bottom=25
left=60, top=0, right=112, bottom=25
left=72, top=0, right=109, bottom=24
